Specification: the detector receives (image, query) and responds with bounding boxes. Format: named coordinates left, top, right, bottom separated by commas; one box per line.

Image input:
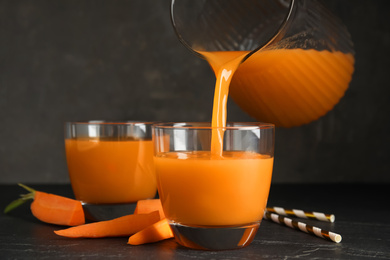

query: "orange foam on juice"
left=65, top=138, right=156, bottom=204
left=230, top=49, right=355, bottom=127
left=155, top=151, right=273, bottom=226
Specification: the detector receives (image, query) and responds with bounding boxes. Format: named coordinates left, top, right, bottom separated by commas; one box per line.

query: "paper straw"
left=263, top=211, right=342, bottom=243
left=266, top=206, right=335, bottom=222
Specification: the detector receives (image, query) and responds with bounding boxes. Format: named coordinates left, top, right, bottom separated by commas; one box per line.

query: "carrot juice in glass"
left=153, top=122, right=275, bottom=250
left=65, top=121, right=156, bottom=221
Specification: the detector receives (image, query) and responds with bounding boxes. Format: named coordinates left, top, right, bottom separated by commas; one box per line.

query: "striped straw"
left=263, top=211, right=342, bottom=243
left=266, top=206, right=335, bottom=223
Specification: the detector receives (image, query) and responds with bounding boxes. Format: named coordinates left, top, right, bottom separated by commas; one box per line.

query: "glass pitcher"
left=171, top=0, right=355, bottom=127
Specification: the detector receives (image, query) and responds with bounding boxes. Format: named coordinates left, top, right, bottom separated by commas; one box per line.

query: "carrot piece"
left=134, top=199, right=165, bottom=219
left=31, top=191, right=85, bottom=226
left=128, top=218, right=173, bottom=245
left=4, top=183, right=85, bottom=226
left=54, top=211, right=160, bottom=238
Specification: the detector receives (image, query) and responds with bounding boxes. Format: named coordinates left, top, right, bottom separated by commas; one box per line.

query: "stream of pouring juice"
left=66, top=138, right=156, bottom=204
left=203, top=51, right=248, bottom=156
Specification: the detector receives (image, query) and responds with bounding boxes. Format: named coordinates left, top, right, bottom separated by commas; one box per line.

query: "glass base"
left=82, top=202, right=136, bottom=221
left=169, top=221, right=260, bottom=250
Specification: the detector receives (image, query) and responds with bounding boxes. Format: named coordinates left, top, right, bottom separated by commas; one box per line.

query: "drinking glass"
left=65, top=121, right=156, bottom=221
left=153, top=122, right=275, bottom=250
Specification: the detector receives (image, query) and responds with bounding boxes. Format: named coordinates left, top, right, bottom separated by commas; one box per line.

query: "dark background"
left=0, top=0, right=389, bottom=184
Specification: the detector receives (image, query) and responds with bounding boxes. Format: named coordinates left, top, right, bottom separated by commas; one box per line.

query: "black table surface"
left=0, top=183, right=389, bottom=260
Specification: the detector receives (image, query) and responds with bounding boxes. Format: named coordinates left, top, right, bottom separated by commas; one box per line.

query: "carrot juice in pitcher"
left=230, top=49, right=355, bottom=127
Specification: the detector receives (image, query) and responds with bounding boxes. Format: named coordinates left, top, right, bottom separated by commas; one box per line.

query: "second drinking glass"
left=65, top=121, right=156, bottom=221
left=153, top=122, right=275, bottom=250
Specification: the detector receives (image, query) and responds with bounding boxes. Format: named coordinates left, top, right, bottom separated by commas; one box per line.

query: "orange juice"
left=200, top=51, right=248, bottom=156
left=230, top=49, right=355, bottom=127
left=65, top=138, right=156, bottom=204
left=155, top=151, right=273, bottom=226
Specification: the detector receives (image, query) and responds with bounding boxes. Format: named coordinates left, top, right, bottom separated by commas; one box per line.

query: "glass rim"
left=153, top=122, right=275, bottom=130
left=65, top=120, right=156, bottom=126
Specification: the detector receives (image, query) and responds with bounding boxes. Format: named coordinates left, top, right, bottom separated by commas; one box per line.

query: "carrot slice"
left=31, top=191, right=85, bottom=226
left=4, top=183, right=85, bottom=226
left=54, top=211, right=160, bottom=238
left=128, top=218, right=173, bottom=245
left=134, top=199, right=165, bottom=219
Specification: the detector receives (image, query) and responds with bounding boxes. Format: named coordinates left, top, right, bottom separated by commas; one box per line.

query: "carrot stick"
left=134, top=199, right=165, bottom=219
left=55, top=211, right=160, bottom=238
left=4, top=183, right=85, bottom=226
left=128, top=218, right=173, bottom=245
